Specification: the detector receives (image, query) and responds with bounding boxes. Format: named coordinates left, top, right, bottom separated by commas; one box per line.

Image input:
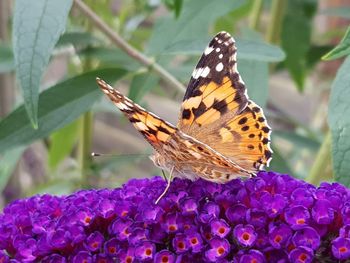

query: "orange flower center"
left=218, top=227, right=226, bottom=234
left=217, top=246, right=225, bottom=255
left=298, top=253, right=307, bottom=262
left=296, top=218, right=305, bottom=224
left=242, top=232, right=250, bottom=241
left=191, top=238, right=198, bottom=245
left=274, top=235, right=282, bottom=243
left=340, top=246, right=348, bottom=253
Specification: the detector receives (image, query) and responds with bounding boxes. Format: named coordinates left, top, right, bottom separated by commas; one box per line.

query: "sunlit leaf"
left=13, top=0, right=73, bottom=127
left=322, top=26, right=350, bottom=61
left=0, top=68, right=128, bottom=152
left=328, top=56, right=350, bottom=187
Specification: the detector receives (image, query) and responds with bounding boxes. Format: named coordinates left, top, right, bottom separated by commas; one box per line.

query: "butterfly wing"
left=177, top=31, right=272, bottom=172
left=96, top=78, right=177, bottom=153
left=96, top=78, right=252, bottom=181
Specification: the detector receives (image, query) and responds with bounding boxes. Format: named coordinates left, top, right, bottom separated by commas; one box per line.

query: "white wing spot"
left=216, top=48, right=220, bottom=52
left=215, top=62, right=224, bottom=72
left=219, top=54, right=223, bottom=59
left=116, top=102, right=129, bottom=110
left=204, top=46, right=214, bottom=55
left=201, top=66, right=210, bottom=77
left=192, top=67, right=203, bottom=79
left=218, top=40, right=223, bottom=44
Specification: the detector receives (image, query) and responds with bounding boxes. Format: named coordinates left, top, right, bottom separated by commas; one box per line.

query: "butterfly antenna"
left=91, top=152, right=149, bottom=158
left=155, top=167, right=174, bottom=204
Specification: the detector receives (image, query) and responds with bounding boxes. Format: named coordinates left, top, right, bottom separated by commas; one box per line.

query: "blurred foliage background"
left=1, top=0, right=350, bottom=209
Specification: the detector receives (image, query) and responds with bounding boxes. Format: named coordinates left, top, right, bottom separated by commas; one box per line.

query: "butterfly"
left=96, top=31, right=272, bottom=203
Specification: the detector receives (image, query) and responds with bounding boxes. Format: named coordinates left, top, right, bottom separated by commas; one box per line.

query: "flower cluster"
left=1, top=171, right=350, bottom=262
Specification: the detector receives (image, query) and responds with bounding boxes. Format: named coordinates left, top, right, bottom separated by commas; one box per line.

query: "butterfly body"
left=97, top=31, right=272, bottom=184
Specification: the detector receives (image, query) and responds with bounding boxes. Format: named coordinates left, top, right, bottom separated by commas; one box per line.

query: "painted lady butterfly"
left=97, top=31, right=272, bottom=202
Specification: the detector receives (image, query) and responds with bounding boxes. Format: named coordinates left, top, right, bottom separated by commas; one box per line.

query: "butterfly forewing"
left=177, top=31, right=272, bottom=172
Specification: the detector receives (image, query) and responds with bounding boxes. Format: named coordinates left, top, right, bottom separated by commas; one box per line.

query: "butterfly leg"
left=155, top=167, right=174, bottom=204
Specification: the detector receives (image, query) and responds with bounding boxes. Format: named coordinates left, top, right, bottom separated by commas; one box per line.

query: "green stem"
left=306, top=131, right=333, bottom=185
left=266, top=0, right=287, bottom=44
left=249, top=0, right=263, bottom=30
left=78, top=111, right=93, bottom=188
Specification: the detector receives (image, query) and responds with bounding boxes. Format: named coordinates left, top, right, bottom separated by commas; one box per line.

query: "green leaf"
left=323, top=26, right=350, bottom=61
left=0, top=43, right=14, bottom=73
left=80, top=47, right=141, bottom=71
left=12, top=0, right=73, bottom=128
left=48, top=120, right=79, bottom=170
left=0, top=68, right=128, bottom=152
left=174, top=0, right=184, bottom=18
left=57, top=32, right=103, bottom=48
left=147, top=0, right=245, bottom=55
left=159, top=38, right=285, bottom=62
left=0, top=147, right=25, bottom=193
left=281, top=0, right=317, bottom=91
left=328, top=56, right=350, bottom=187
left=239, top=59, right=268, bottom=108
left=320, top=7, right=350, bottom=18
left=128, top=72, right=160, bottom=103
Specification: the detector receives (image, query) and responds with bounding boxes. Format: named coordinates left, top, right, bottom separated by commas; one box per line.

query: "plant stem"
left=266, top=0, right=287, bottom=44
left=78, top=111, right=93, bottom=188
left=306, top=131, right=333, bottom=185
left=249, top=0, right=263, bottom=31
left=73, top=0, right=185, bottom=94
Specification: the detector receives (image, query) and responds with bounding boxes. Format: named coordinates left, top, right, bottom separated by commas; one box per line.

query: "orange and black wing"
left=96, top=78, right=177, bottom=152
left=177, top=31, right=272, bottom=172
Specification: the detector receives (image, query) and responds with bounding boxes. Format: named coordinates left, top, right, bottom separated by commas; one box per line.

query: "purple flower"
left=210, top=219, right=231, bottom=238
left=1, top=172, right=350, bottom=261
left=332, top=237, right=350, bottom=259
left=284, top=205, right=310, bottom=229
left=204, top=237, right=230, bottom=262
left=154, top=250, right=175, bottom=263
left=233, top=224, right=257, bottom=247
left=312, top=199, right=335, bottom=224
left=238, top=249, right=266, bottom=263
left=185, top=229, right=203, bottom=253
left=172, top=233, right=189, bottom=253
left=85, top=231, right=104, bottom=252
left=289, top=246, right=314, bottom=263
left=268, top=223, right=292, bottom=249
left=292, top=227, right=320, bottom=250
left=135, top=241, right=155, bottom=261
